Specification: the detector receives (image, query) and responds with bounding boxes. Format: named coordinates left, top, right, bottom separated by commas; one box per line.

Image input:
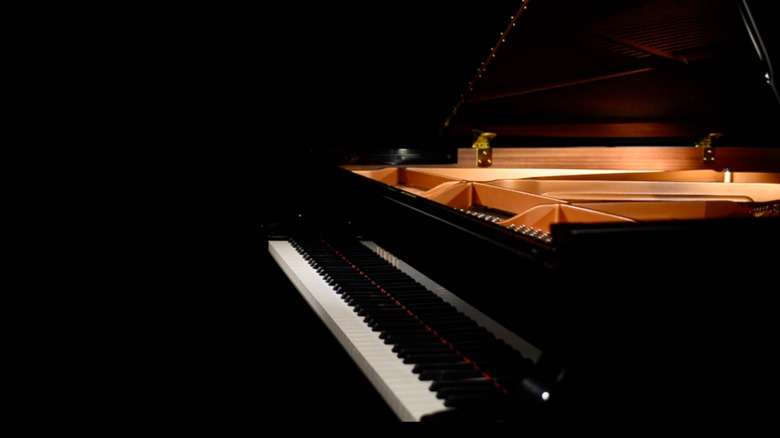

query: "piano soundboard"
left=269, top=236, right=550, bottom=422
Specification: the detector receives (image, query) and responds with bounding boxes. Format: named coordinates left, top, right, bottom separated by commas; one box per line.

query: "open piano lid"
left=331, top=0, right=779, bottom=165
left=444, top=0, right=780, bottom=148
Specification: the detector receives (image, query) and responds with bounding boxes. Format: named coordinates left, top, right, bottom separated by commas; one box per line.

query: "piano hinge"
left=696, top=133, right=722, bottom=164
left=472, top=130, right=497, bottom=167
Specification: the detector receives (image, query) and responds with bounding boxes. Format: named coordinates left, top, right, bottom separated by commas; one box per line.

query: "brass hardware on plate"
left=472, top=130, right=497, bottom=167
left=696, top=133, right=722, bottom=163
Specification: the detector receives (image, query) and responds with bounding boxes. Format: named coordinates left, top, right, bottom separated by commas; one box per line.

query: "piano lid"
left=442, top=0, right=780, bottom=148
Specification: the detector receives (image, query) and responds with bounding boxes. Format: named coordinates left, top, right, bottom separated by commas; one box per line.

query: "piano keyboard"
left=269, top=236, right=550, bottom=422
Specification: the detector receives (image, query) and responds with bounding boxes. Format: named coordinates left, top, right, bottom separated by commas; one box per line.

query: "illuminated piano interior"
left=350, top=167, right=779, bottom=244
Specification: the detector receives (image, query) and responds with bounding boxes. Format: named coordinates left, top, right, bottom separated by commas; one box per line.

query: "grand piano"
left=266, top=0, right=779, bottom=423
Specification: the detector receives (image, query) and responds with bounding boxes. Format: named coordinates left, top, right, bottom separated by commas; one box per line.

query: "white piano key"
left=269, top=240, right=449, bottom=422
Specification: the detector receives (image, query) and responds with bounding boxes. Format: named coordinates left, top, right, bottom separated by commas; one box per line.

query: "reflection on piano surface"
left=266, top=0, right=780, bottom=423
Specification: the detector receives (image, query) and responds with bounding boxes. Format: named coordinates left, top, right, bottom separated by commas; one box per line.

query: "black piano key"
left=364, top=313, right=420, bottom=329
left=292, top=235, right=544, bottom=418
left=414, top=363, right=484, bottom=380
left=371, top=321, right=426, bottom=332
left=351, top=300, right=401, bottom=310
left=435, top=383, right=505, bottom=402
left=431, top=324, right=495, bottom=338
left=365, top=316, right=418, bottom=328
left=394, top=343, right=454, bottom=357
left=407, top=307, right=464, bottom=320
left=381, top=285, right=432, bottom=294
left=443, top=392, right=509, bottom=409
left=402, top=352, right=464, bottom=365
left=377, top=327, right=431, bottom=339
left=382, top=332, right=443, bottom=345
left=429, top=377, right=497, bottom=392
left=356, top=305, right=408, bottom=318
